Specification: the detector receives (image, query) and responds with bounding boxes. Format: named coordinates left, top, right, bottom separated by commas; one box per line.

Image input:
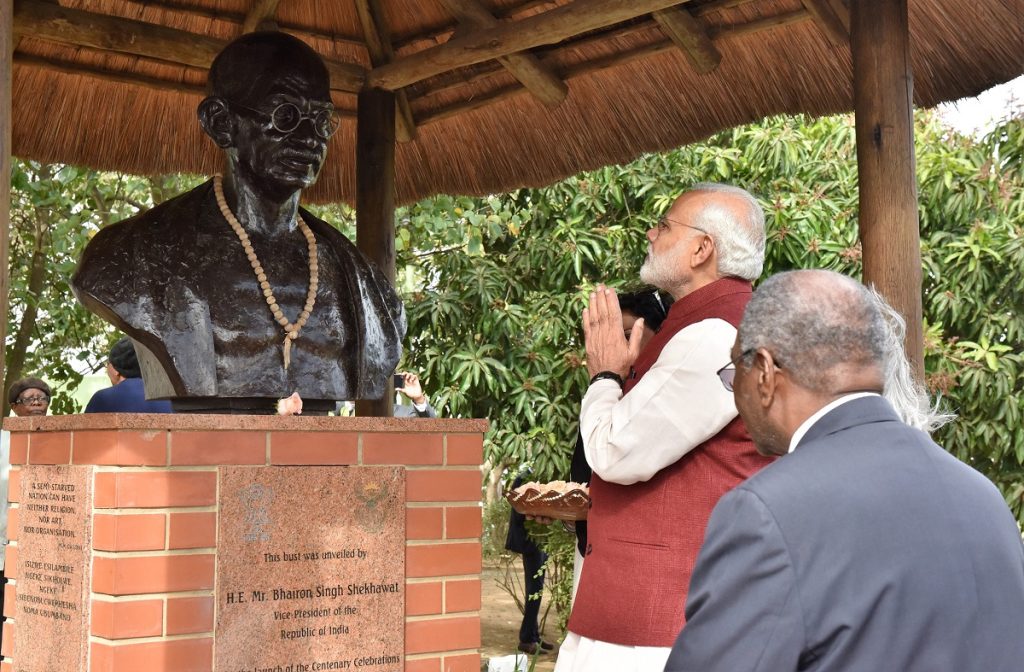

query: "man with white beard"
left=555, top=184, right=774, bottom=672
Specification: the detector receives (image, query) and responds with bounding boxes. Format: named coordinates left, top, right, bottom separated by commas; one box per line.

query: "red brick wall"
left=2, top=416, right=486, bottom=672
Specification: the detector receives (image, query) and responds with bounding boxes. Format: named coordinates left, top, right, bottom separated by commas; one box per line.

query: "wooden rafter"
left=354, top=0, right=417, bottom=142
left=418, top=8, right=814, bottom=126
left=406, top=15, right=653, bottom=101
left=393, top=0, right=759, bottom=51
left=711, top=9, right=809, bottom=39
left=367, top=0, right=705, bottom=91
left=15, top=54, right=206, bottom=96
left=12, top=0, right=365, bottom=93
left=412, top=7, right=811, bottom=107
left=241, top=0, right=282, bottom=33
left=439, top=0, right=568, bottom=107
left=652, top=6, right=721, bottom=74
left=801, top=0, right=849, bottom=45
left=825, top=0, right=851, bottom=33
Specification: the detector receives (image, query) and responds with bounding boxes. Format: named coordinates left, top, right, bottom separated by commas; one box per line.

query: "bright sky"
left=938, top=74, right=1024, bottom=136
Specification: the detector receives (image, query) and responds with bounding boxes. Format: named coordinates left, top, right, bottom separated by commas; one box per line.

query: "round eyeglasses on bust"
left=230, top=100, right=340, bottom=139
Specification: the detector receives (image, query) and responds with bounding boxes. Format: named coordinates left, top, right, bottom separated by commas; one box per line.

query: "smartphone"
left=393, top=373, right=405, bottom=389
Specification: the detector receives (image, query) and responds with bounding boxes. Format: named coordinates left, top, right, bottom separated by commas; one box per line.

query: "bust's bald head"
left=207, top=31, right=330, bottom=106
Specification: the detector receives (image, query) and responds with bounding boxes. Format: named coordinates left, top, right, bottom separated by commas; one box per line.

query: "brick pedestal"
left=2, top=414, right=486, bottom=672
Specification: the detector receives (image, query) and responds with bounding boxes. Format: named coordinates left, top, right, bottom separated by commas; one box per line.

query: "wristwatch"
left=589, top=371, right=624, bottom=387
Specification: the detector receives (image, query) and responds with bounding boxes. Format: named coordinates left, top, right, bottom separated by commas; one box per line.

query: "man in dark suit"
left=665, top=270, right=1024, bottom=671
left=84, top=337, right=173, bottom=413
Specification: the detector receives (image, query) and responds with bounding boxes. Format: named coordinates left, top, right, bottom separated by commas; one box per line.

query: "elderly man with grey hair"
left=556, top=184, right=775, bottom=672
left=665, top=269, right=1024, bottom=671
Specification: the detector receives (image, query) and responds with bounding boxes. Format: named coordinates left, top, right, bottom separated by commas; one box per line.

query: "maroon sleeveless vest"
left=568, top=277, right=774, bottom=646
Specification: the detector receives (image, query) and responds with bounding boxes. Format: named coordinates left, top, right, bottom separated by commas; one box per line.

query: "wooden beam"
left=418, top=9, right=813, bottom=124
left=12, top=0, right=366, bottom=93
left=419, top=36, right=675, bottom=125
left=394, top=0, right=759, bottom=52
left=398, top=0, right=775, bottom=96
left=1, top=0, right=13, bottom=400
left=800, top=0, right=848, bottom=45
left=652, top=6, right=721, bottom=74
left=851, top=0, right=924, bottom=378
left=354, top=0, right=416, bottom=142
left=15, top=53, right=205, bottom=95
left=395, top=0, right=571, bottom=51
left=440, top=0, right=568, bottom=107
left=367, top=0, right=703, bottom=90
left=241, top=0, right=281, bottom=33
left=355, top=88, right=397, bottom=417
left=544, top=0, right=762, bottom=58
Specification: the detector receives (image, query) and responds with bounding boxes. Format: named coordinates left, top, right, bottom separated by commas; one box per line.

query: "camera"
left=393, top=373, right=405, bottom=389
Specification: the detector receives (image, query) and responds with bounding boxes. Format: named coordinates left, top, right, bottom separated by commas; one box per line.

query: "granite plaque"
left=13, top=465, right=94, bottom=672
left=216, top=466, right=405, bottom=672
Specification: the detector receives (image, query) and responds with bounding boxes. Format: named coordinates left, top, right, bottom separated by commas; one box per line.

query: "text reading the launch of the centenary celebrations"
left=216, top=466, right=405, bottom=672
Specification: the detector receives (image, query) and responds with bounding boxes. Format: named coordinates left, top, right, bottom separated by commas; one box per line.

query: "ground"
left=480, top=558, right=560, bottom=671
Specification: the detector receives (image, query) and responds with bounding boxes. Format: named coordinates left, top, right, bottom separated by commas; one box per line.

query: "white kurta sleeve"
left=579, top=318, right=739, bottom=485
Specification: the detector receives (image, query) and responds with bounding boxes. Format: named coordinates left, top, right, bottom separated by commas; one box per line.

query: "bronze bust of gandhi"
left=72, top=32, right=406, bottom=413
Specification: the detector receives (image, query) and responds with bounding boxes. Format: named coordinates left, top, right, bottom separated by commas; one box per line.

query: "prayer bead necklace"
left=213, top=174, right=318, bottom=371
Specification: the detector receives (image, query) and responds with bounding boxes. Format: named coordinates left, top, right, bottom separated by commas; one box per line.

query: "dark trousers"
left=519, top=545, right=548, bottom=643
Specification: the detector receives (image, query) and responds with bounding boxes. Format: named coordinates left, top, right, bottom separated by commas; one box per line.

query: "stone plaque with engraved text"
left=13, top=465, right=94, bottom=672
left=216, top=466, right=405, bottom=672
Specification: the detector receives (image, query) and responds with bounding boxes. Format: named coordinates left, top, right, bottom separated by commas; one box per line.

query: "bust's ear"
left=198, top=96, right=234, bottom=148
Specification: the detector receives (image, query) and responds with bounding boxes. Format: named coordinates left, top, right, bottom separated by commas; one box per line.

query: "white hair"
left=690, top=183, right=766, bottom=281
left=868, top=287, right=956, bottom=433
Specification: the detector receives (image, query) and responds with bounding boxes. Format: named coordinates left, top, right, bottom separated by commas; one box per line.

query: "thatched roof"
left=10, top=0, right=1024, bottom=204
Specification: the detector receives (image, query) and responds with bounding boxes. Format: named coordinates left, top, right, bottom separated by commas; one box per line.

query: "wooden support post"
left=355, top=88, right=397, bottom=417
left=1, top=0, right=13, bottom=395
left=851, top=0, right=924, bottom=379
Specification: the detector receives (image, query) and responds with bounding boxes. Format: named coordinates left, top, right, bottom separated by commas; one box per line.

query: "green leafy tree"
left=395, top=112, right=1022, bottom=526
left=390, top=111, right=1022, bottom=631
left=4, top=162, right=200, bottom=415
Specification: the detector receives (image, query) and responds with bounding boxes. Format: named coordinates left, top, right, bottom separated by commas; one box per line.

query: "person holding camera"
left=393, top=372, right=436, bottom=418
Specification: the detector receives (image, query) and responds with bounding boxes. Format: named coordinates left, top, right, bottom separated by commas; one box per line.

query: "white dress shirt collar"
left=787, top=392, right=881, bottom=453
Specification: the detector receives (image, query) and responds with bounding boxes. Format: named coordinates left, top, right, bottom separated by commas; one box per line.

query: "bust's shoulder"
left=94, top=181, right=215, bottom=243
left=75, top=181, right=216, bottom=297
